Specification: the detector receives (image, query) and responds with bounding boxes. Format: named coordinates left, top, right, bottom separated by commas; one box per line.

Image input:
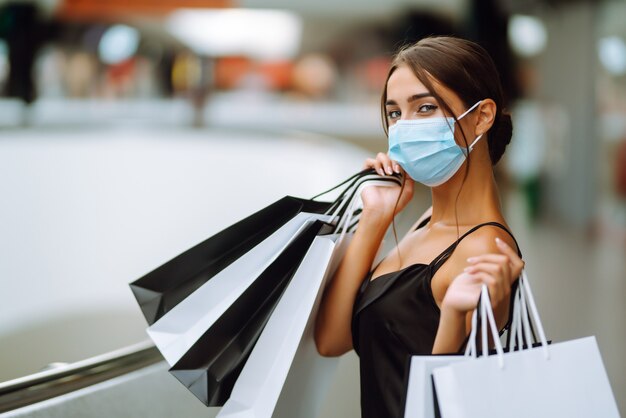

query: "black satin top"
left=351, top=217, right=521, bottom=418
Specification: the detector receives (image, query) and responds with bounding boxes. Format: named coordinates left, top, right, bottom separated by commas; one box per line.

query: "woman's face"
left=385, top=64, right=477, bottom=144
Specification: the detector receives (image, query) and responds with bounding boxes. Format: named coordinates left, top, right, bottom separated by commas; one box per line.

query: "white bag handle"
left=332, top=174, right=402, bottom=238
left=464, top=308, right=478, bottom=357
left=465, top=285, right=504, bottom=366
left=466, top=270, right=550, bottom=368
left=506, top=271, right=550, bottom=357
left=482, top=286, right=505, bottom=364
left=519, top=270, right=550, bottom=358
left=481, top=290, right=488, bottom=359
left=327, top=173, right=401, bottom=220
left=520, top=281, right=534, bottom=349
left=511, top=286, right=526, bottom=351
left=311, top=169, right=389, bottom=218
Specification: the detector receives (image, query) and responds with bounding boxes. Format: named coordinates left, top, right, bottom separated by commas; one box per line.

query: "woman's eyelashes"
left=417, top=104, right=438, bottom=114
left=387, top=109, right=401, bottom=120
left=386, top=103, right=439, bottom=122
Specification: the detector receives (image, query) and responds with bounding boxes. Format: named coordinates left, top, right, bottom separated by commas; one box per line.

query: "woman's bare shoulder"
left=451, top=223, right=519, bottom=267
left=430, top=223, right=518, bottom=300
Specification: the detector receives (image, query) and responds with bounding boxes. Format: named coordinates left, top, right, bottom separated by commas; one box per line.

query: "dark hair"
left=381, top=36, right=513, bottom=165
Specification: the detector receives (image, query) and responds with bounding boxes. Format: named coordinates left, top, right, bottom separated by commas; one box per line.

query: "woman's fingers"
left=466, top=254, right=509, bottom=265
left=467, top=251, right=521, bottom=285
left=464, top=263, right=510, bottom=294
left=363, top=153, right=401, bottom=176
left=442, top=273, right=484, bottom=313
left=466, top=257, right=512, bottom=285
left=363, top=157, right=384, bottom=176
left=466, top=272, right=506, bottom=306
left=494, top=237, right=525, bottom=277
left=465, top=255, right=511, bottom=302
left=447, top=239, right=525, bottom=315
left=376, top=152, right=396, bottom=175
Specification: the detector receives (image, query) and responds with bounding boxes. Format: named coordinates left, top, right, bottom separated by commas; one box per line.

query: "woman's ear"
left=475, top=99, right=497, bottom=136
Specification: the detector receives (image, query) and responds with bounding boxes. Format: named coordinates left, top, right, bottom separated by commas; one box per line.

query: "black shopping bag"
left=168, top=220, right=331, bottom=406
left=129, top=178, right=360, bottom=325
left=130, top=169, right=396, bottom=326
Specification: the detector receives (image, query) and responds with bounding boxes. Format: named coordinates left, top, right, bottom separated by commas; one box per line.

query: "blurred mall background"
left=0, top=0, right=624, bottom=416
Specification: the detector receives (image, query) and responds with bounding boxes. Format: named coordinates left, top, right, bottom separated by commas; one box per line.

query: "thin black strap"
left=440, top=222, right=522, bottom=355
left=430, top=221, right=521, bottom=276
left=310, top=168, right=370, bottom=200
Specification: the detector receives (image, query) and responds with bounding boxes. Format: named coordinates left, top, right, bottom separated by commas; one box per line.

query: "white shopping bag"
left=432, top=274, right=621, bottom=418
left=147, top=212, right=332, bottom=365
left=217, top=175, right=395, bottom=417
left=147, top=173, right=401, bottom=366
left=271, top=180, right=400, bottom=418
left=217, top=233, right=350, bottom=418
left=403, top=356, right=465, bottom=418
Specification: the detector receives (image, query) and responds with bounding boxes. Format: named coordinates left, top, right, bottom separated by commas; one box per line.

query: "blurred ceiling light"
left=98, top=24, right=140, bottom=65
left=598, top=36, right=626, bottom=76
left=508, top=15, right=547, bottom=58
left=166, top=9, right=302, bottom=59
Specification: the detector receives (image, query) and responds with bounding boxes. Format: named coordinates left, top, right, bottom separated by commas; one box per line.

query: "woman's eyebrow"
left=385, top=93, right=434, bottom=106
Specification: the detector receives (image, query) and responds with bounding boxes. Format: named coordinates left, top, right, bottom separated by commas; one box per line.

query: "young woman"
left=314, top=36, right=526, bottom=417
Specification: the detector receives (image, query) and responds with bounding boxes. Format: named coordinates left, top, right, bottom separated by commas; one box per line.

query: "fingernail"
left=467, top=257, right=475, bottom=263
left=394, top=164, right=400, bottom=173
left=495, top=237, right=504, bottom=246
left=386, top=166, right=393, bottom=175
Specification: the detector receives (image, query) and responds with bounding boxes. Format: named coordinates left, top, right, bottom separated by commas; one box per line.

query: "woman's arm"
left=432, top=237, right=524, bottom=354
left=314, top=209, right=391, bottom=357
left=315, top=153, right=414, bottom=357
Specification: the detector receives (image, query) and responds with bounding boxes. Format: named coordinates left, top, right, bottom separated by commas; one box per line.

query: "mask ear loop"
left=457, top=100, right=483, bottom=120
left=456, top=100, right=484, bottom=154
left=467, top=134, right=484, bottom=150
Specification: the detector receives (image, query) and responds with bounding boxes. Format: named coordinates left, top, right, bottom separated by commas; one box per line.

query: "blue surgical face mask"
left=388, top=100, right=483, bottom=187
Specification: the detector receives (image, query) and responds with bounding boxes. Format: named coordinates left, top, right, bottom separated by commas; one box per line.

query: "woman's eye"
left=387, top=110, right=401, bottom=119
left=418, top=104, right=438, bottom=113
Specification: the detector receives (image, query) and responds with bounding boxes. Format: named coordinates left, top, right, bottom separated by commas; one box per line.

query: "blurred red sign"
left=58, top=0, right=232, bottom=19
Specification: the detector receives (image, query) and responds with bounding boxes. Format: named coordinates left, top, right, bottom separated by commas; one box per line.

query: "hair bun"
left=488, top=111, right=513, bottom=165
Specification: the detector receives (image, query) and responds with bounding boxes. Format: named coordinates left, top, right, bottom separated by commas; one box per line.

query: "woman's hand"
left=360, top=153, right=414, bottom=222
left=442, top=237, right=525, bottom=316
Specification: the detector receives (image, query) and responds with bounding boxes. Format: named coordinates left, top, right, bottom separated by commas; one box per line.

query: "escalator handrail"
left=0, top=340, right=163, bottom=413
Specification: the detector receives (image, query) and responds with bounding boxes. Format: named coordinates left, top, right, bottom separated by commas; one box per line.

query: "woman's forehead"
left=386, top=66, right=428, bottom=98
left=386, top=65, right=460, bottom=108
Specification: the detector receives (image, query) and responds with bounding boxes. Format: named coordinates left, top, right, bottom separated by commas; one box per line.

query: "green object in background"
left=522, top=177, right=542, bottom=223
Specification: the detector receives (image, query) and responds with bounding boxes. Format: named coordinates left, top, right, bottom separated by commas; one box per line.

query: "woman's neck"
left=429, top=152, right=503, bottom=227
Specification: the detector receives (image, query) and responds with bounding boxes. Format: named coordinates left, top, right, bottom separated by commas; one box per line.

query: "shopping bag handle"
left=509, top=279, right=535, bottom=351
left=309, top=168, right=402, bottom=220
left=332, top=175, right=403, bottom=242
left=307, top=169, right=372, bottom=218
left=316, top=170, right=366, bottom=217
left=326, top=171, right=402, bottom=221
left=505, top=280, right=537, bottom=352
left=513, top=271, right=550, bottom=356
left=310, top=169, right=370, bottom=201
left=311, top=167, right=401, bottom=198
left=465, top=286, right=504, bottom=365
left=466, top=272, right=550, bottom=367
